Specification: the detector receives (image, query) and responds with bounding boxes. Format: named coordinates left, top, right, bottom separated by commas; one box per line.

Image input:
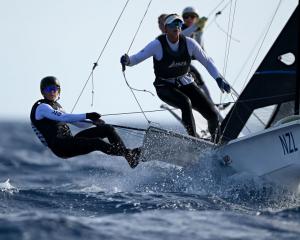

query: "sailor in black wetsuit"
left=157, top=10, right=212, bottom=102
left=30, top=76, right=140, bottom=168
left=121, top=14, right=231, bottom=140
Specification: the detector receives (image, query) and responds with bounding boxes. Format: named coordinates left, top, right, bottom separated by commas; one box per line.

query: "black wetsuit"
left=30, top=99, right=128, bottom=159
left=153, top=35, right=219, bottom=137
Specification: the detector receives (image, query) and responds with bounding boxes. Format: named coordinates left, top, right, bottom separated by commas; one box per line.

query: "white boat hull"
left=219, top=120, right=300, bottom=191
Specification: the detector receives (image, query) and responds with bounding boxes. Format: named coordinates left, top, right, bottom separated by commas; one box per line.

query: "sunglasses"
left=43, top=85, right=60, bottom=93
left=166, top=21, right=183, bottom=29
left=183, top=14, right=197, bottom=20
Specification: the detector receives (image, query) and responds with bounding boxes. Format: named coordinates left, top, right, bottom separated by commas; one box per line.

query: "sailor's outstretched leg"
left=181, top=82, right=220, bottom=141
left=156, top=85, right=197, bottom=137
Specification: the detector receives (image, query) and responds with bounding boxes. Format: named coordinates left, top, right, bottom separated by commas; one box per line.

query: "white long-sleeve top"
left=35, top=103, right=91, bottom=128
left=128, top=35, right=221, bottom=85
left=181, top=24, right=204, bottom=49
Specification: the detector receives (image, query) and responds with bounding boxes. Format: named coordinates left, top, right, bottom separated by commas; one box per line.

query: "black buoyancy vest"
left=30, top=99, right=72, bottom=148
left=154, top=34, right=191, bottom=79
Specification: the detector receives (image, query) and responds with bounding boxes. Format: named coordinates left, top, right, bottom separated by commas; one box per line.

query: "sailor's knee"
left=99, top=124, right=115, bottom=133
left=180, top=98, right=193, bottom=111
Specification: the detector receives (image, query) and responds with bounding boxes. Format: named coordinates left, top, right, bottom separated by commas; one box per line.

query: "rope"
left=122, top=71, right=152, bottom=124
left=242, top=0, right=283, bottom=89
left=207, top=0, right=227, bottom=18
left=122, top=0, right=153, bottom=125
left=111, top=124, right=147, bottom=132
left=218, top=0, right=283, bottom=143
left=223, top=0, right=238, bottom=78
left=220, top=0, right=283, bottom=122
left=100, top=101, right=234, bottom=117
left=71, top=0, right=130, bottom=113
left=126, top=0, right=152, bottom=54
left=214, top=19, right=240, bottom=43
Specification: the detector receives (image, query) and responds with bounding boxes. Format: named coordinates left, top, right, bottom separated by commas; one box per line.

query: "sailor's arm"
left=36, top=104, right=102, bottom=126
left=35, top=103, right=86, bottom=122
left=187, top=38, right=221, bottom=79
left=121, top=39, right=162, bottom=66
left=187, top=38, right=230, bottom=93
left=57, top=107, right=93, bottom=128
left=181, top=24, right=198, bottom=38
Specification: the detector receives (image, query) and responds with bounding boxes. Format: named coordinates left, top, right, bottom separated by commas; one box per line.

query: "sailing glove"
left=196, top=17, right=208, bottom=32
left=86, top=112, right=101, bottom=121
left=216, top=77, right=231, bottom=93
left=120, top=54, right=130, bottom=66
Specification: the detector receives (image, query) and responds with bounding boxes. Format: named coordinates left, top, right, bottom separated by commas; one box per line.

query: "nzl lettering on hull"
left=279, top=131, right=298, bottom=155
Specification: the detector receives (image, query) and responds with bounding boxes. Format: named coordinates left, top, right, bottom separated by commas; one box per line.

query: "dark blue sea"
left=1, top=121, right=300, bottom=240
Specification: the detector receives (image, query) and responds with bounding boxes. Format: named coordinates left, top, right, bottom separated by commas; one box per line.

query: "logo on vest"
left=168, top=61, right=188, bottom=68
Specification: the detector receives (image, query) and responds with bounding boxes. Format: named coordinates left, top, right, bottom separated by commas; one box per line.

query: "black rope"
left=71, top=0, right=130, bottom=113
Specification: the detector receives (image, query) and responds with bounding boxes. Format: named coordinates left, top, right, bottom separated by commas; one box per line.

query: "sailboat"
left=139, top=5, right=300, bottom=191
left=218, top=5, right=300, bottom=191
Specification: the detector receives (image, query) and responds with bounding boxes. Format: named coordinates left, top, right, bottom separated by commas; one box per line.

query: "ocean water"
left=1, top=121, right=300, bottom=240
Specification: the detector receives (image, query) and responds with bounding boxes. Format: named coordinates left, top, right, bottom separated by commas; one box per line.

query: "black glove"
left=86, top=112, right=101, bottom=121
left=120, top=54, right=130, bottom=71
left=216, top=77, right=231, bottom=93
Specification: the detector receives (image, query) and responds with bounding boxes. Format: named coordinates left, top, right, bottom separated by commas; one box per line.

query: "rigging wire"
left=222, top=0, right=235, bottom=78
left=216, top=0, right=237, bottom=134
left=121, top=0, right=154, bottom=125
left=219, top=0, right=284, bottom=143
left=242, top=0, right=283, bottom=90
left=213, top=19, right=240, bottom=43
left=100, top=102, right=234, bottom=117
left=207, top=0, right=227, bottom=18
left=205, top=0, right=240, bottom=46
left=71, top=0, right=130, bottom=113
left=230, top=27, right=274, bottom=89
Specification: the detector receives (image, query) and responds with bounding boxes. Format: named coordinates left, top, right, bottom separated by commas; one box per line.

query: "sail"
left=220, top=6, right=299, bottom=142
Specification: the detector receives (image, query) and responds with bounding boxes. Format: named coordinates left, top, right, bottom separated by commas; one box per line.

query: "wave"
left=1, top=122, right=300, bottom=215
left=1, top=209, right=300, bottom=240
